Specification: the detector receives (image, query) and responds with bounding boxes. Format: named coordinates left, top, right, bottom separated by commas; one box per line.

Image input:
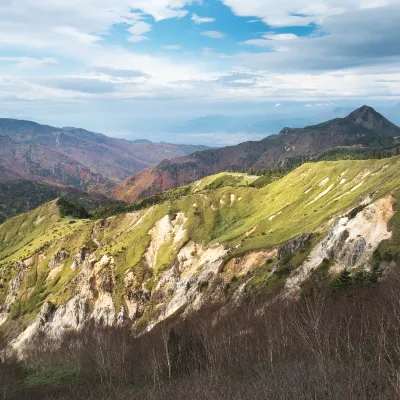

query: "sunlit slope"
left=0, top=201, right=89, bottom=264
left=1, top=156, right=400, bottom=333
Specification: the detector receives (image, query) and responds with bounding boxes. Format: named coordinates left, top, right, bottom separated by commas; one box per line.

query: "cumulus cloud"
left=241, top=33, right=299, bottom=47
left=1, top=0, right=400, bottom=129
left=53, top=27, right=102, bottom=45
left=216, top=72, right=261, bottom=87
left=127, top=35, right=149, bottom=43
left=45, top=77, right=117, bottom=94
left=202, top=48, right=234, bottom=59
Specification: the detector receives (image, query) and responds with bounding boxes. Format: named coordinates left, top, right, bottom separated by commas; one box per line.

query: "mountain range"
left=0, top=118, right=208, bottom=190
left=114, top=106, right=400, bottom=202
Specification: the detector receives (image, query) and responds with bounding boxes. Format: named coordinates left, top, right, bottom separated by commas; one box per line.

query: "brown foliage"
left=4, top=274, right=400, bottom=399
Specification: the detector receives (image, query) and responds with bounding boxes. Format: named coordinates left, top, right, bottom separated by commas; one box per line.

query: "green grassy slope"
left=1, top=157, right=400, bottom=328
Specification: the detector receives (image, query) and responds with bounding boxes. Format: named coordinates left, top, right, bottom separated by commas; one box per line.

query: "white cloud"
left=274, top=103, right=282, bottom=107
left=238, top=5, right=400, bottom=72
left=1, top=0, right=400, bottom=129
left=241, top=33, right=299, bottom=47
left=127, top=35, right=149, bottom=42
left=0, top=57, right=59, bottom=68
left=264, top=33, right=299, bottom=41
left=163, top=45, right=183, bottom=50
left=53, top=26, right=102, bottom=45
left=202, top=48, right=234, bottom=59
left=191, top=14, right=215, bottom=24
left=128, top=21, right=152, bottom=36
left=221, top=0, right=400, bottom=27
left=201, top=31, right=227, bottom=39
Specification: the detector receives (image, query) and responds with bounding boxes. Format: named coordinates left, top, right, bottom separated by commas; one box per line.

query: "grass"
left=195, top=172, right=259, bottom=191
left=2, top=157, right=400, bottom=333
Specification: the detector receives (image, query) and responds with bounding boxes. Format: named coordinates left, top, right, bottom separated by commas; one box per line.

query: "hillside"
left=1, top=156, right=400, bottom=355
left=0, top=180, right=120, bottom=224
left=114, top=106, right=400, bottom=202
left=0, top=118, right=208, bottom=187
left=0, top=134, right=114, bottom=192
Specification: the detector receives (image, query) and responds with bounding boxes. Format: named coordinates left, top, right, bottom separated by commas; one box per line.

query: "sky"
left=1, top=0, right=400, bottom=145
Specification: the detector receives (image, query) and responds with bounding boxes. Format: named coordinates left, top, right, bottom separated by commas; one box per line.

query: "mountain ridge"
left=114, top=106, right=400, bottom=203
left=0, top=118, right=209, bottom=190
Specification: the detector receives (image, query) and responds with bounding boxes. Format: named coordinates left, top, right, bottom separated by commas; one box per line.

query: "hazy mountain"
left=0, top=118, right=209, bottom=188
left=114, top=106, right=400, bottom=203
left=0, top=134, right=113, bottom=192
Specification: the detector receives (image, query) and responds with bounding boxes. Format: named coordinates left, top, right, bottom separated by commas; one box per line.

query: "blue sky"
left=1, top=0, right=400, bottom=145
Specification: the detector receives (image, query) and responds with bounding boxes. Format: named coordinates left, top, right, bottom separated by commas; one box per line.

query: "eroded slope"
left=2, top=157, right=400, bottom=355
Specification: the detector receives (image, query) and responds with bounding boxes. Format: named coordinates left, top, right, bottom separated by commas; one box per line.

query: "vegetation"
left=3, top=280, right=400, bottom=399
left=1, top=156, right=400, bottom=394
left=2, top=157, right=400, bottom=321
left=56, top=198, right=91, bottom=219
left=0, top=180, right=120, bottom=224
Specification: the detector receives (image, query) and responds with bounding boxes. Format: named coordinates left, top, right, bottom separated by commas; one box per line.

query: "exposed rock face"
left=147, top=242, right=228, bottom=330
left=48, top=249, right=69, bottom=269
left=277, top=233, right=313, bottom=262
left=145, top=213, right=187, bottom=269
left=284, top=194, right=395, bottom=298
left=10, top=254, right=116, bottom=355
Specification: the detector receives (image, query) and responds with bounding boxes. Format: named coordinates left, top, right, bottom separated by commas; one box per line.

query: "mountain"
left=0, top=180, right=120, bottom=224
left=129, top=139, right=152, bottom=143
left=0, top=118, right=209, bottom=185
left=1, top=156, right=400, bottom=353
left=114, top=106, right=400, bottom=202
left=0, top=134, right=114, bottom=192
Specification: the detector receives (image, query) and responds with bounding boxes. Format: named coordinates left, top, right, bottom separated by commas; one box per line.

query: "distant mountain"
left=0, top=134, right=113, bottom=192
left=130, top=139, right=152, bottom=143
left=0, top=119, right=209, bottom=188
left=114, top=106, right=400, bottom=202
